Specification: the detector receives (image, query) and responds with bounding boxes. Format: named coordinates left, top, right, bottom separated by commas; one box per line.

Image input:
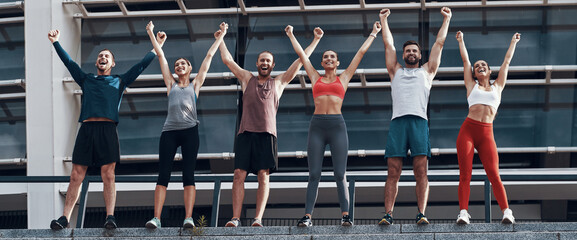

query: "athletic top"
left=312, top=77, right=345, bottom=99
left=467, top=83, right=500, bottom=111
left=162, top=82, right=199, bottom=132
left=390, top=67, right=431, bottom=120
left=238, top=76, right=279, bottom=137
left=53, top=41, right=155, bottom=123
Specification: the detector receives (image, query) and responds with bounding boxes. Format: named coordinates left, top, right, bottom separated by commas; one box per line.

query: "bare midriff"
left=313, top=95, right=343, bottom=115
left=467, top=104, right=497, bottom=123
left=83, top=117, right=114, bottom=122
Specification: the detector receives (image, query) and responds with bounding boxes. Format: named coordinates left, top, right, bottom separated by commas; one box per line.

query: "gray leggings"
left=305, top=114, right=350, bottom=215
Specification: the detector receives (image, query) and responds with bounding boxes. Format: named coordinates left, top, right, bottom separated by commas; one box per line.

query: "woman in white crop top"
left=455, top=31, right=520, bottom=225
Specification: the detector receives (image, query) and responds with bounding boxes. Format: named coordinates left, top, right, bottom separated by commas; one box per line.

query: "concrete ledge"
left=561, top=232, right=577, bottom=240
left=0, top=229, right=73, bottom=238
left=434, top=232, right=559, bottom=240
left=1, top=223, right=577, bottom=239
left=401, top=223, right=513, bottom=233
left=313, top=233, right=435, bottom=240
left=191, top=226, right=290, bottom=236
left=514, top=222, right=577, bottom=232
left=290, top=225, right=401, bottom=235
left=72, top=228, right=182, bottom=238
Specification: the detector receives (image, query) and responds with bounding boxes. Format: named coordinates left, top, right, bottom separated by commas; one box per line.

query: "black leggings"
left=156, top=126, right=199, bottom=187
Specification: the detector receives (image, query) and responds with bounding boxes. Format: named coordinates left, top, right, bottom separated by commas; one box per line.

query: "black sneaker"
left=50, top=216, right=68, bottom=230
left=341, top=215, right=353, bottom=226
left=297, top=215, right=312, bottom=227
left=104, top=215, right=117, bottom=229
left=416, top=212, right=429, bottom=225
left=378, top=213, right=394, bottom=225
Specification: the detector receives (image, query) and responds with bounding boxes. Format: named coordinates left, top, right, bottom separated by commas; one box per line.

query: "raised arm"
left=146, top=21, right=174, bottom=93
left=456, top=31, right=475, bottom=91
left=48, top=29, right=87, bottom=85
left=423, top=7, right=452, bottom=78
left=277, top=26, right=324, bottom=87
left=218, top=32, right=253, bottom=90
left=193, top=22, right=228, bottom=97
left=285, top=25, right=322, bottom=85
left=494, top=33, right=521, bottom=89
left=340, top=21, right=382, bottom=87
left=379, top=9, right=402, bottom=80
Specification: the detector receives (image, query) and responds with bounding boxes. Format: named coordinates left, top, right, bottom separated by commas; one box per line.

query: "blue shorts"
left=385, top=115, right=431, bottom=160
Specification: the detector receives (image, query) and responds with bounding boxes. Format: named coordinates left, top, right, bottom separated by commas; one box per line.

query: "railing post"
left=484, top=179, right=491, bottom=223
left=210, top=179, right=222, bottom=227
left=76, top=178, right=90, bottom=228
left=348, top=179, right=355, bottom=221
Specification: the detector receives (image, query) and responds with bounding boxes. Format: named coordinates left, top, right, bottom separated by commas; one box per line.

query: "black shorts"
left=72, top=121, right=120, bottom=167
left=234, top=131, right=278, bottom=175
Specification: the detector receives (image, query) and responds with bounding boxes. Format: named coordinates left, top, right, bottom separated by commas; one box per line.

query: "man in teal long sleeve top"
left=47, top=29, right=162, bottom=230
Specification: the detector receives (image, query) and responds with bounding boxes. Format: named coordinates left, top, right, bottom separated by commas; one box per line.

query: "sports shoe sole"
left=378, top=219, right=392, bottom=225
left=50, top=221, right=64, bottom=230
left=225, top=222, right=238, bottom=227
left=341, top=222, right=352, bottom=226
left=145, top=222, right=158, bottom=229
left=104, top=222, right=117, bottom=230
left=417, top=218, right=430, bottom=225
left=297, top=222, right=311, bottom=227
left=183, top=222, right=194, bottom=229
left=456, top=218, right=469, bottom=225
left=501, top=218, right=514, bottom=224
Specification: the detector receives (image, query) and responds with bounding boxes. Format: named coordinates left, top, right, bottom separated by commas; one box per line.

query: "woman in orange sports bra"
left=285, top=21, right=381, bottom=227
left=455, top=31, right=521, bottom=225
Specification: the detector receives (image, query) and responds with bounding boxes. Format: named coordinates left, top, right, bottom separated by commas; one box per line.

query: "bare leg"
left=62, top=164, right=88, bottom=220
left=153, top=185, right=167, bottom=218
left=231, top=169, right=247, bottom=219
left=184, top=185, right=196, bottom=219
left=254, top=169, right=270, bottom=220
left=413, top=155, right=429, bottom=214
left=384, top=157, right=403, bottom=214
left=101, top=162, right=117, bottom=216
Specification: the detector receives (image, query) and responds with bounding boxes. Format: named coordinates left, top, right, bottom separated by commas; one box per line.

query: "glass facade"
left=0, top=2, right=576, bottom=168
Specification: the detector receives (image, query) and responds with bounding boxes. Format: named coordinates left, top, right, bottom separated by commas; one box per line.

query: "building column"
left=25, top=0, right=81, bottom=229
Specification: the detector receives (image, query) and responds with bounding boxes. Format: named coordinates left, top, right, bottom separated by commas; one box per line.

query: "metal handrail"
left=3, top=146, right=577, bottom=165
left=2, top=173, right=577, bottom=227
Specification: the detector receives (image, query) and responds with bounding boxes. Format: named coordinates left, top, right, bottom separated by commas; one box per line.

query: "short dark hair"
left=258, top=51, right=274, bottom=63
left=98, top=49, right=115, bottom=61
left=402, top=40, right=421, bottom=52
left=322, top=50, right=339, bottom=60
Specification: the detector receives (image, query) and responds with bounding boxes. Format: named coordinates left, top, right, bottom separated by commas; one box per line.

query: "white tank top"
left=467, top=83, right=501, bottom=111
left=391, top=67, right=431, bottom=120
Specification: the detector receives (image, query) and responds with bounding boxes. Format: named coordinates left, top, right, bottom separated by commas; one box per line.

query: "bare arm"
left=285, top=25, right=323, bottom=85
left=218, top=33, right=253, bottom=91
left=379, top=9, right=402, bottom=80
left=494, top=33, right=521, bottom=89
left=456, top=31, right=475, bottom=91
left=340, top=21, right=382, bottom=87
left=277, top=27, right=324, bottom=88
left=146, top=21, right=173, bottom=93
left=194, top=22, right=228, bottom=97
left=423, top=7, right=452, bottom=78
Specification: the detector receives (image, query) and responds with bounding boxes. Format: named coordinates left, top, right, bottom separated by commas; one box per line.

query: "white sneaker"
left=502, top=208, right=515, bottom=224
left=456, top=209, right=471, bottom=225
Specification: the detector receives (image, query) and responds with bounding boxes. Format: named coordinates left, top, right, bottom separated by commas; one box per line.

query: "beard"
left=258, top=67, right=272, bottom=77
left=404, top=56, right=420, bottom=66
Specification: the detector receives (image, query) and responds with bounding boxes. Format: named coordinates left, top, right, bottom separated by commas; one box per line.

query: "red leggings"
left=456, top=117, right=509, bottom=211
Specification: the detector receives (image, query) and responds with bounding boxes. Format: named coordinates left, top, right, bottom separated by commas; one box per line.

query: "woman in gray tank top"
left=286, top=22, right=381, bottom=227
left=144, top=21, right=228, bottom=229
